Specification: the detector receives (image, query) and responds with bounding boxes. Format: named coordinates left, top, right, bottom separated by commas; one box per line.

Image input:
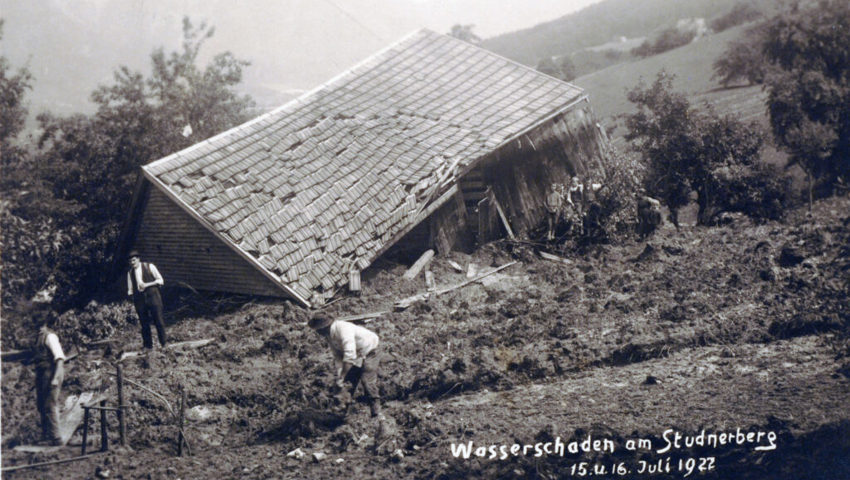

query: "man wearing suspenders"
left=126, top=250, right=167, bottom=349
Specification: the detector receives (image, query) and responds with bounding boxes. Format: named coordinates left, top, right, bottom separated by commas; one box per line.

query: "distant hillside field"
left=571, top=22, right=789, bottom=171
left=481, top=0, right=764, bottom=65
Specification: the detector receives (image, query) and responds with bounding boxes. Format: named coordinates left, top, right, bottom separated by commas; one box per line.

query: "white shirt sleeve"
left=127, top=271, right=134, bottom=295
left=45, top=333, right=66, bottom=362
left=149, top=263, right=164, bottom=286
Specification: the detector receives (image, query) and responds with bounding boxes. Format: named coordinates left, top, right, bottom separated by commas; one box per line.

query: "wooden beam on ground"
left=1, top=349, right=31, bottom=361
left=336, top=311, right=389, bottom=323
left=402, top=249, right=435, bottom=280
left=539, top=251, right=572, bottom=265
left=394, top=261, right=518, bottom=310
left=167, top=339, right=215, bottom=350
left=1, top=454, right=98, bottom=473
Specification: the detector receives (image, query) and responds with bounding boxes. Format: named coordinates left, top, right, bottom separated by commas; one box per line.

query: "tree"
left=762, top=0, right=850, bottom=210
left=631, top=27, right=696, bottom=58
left=0, top=19, right=33, bottom=166
left=710, top=2, right=763, bottom=33
left=449, top=24, right=481, bottom=44
left=712, top=24, right=769, bottom=88
left=536, top=56, right=578, bottom=82
left=625, top=72, right=766, bottom=226
left=3, top=17, right=256, bottom=310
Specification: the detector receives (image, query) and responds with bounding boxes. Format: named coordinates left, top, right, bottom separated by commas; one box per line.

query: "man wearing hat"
left=126, top=250, right=167, bottom=349
left=309, top=315, right=382, bottom=417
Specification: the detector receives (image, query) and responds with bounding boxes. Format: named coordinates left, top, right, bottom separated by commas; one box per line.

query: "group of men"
left=34, top=249, right=383, bottom=445
left=544, top=177, right=587, bottom=241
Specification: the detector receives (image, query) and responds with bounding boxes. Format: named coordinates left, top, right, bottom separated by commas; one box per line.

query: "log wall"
left=131, top=186, right=287, bottom=297
left=478, top=103, right=609, bottom=236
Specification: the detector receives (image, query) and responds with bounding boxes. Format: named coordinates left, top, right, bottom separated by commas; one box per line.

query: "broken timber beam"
left=394, top=261, right=518, bottom=310
left=402, top=249, right=435, bottom=280
left=1, top=454, right=98, bottom=473
left=539, top=251, right=572, bottom=265
left=336, top=311, right=389, bottom=323
left=490, top=195, right=515, bottom=239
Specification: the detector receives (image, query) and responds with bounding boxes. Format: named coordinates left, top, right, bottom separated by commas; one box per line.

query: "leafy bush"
left=710, top=2, right=763, bottom=32
left=710, top=162, right=794, bottom=222
left=590, top=148, right=646, bottom=240
left=625, top=71, right=790, bottom=226
left=712, top=27, right=768, bottom=87
left=0, top=17, right=255, bottom=313
left=763, top=0, right=850, bottom=208
left=631, top=28, right=696, bottom=58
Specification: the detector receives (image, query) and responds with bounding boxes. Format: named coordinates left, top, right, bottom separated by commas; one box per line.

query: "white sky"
left=2, top=0, right=604, bottom=113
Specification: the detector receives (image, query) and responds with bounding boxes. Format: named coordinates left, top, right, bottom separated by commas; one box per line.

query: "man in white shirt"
left=309, top=315, right=382, bottom=417
left=126, top=250, right=167, bottom=349
left=33, top=312, right=66, bottom=445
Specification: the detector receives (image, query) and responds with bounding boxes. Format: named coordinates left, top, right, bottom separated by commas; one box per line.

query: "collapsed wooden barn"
left=116, top=29, right=612, bottom=308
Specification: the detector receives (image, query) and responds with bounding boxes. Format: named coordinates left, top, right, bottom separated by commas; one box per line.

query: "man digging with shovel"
left=309, top=315, right=383, bottom=419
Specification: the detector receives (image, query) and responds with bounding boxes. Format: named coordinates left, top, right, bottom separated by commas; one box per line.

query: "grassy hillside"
left=571, top=22, right=789, bottom=171
left=481, top=0, right=779, bottom=66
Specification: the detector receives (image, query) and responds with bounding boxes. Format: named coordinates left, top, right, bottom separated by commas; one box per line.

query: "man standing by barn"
left=126, top=250, right=167, bottom=350
left=309, top=315, right=383, bottom=418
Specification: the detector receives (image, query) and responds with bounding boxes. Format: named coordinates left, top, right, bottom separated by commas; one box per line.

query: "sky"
left=2, top=0, right=605, bottom=115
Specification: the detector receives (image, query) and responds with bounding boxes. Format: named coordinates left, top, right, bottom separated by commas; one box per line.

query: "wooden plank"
left=349, top=269, right=361, bottom=293
left=402, top=249, right=435, bottom=280
left=491, top=194, right=515, bottom=239
left=394, top=261, right=518, bottom=310
left=540, top=251, right=573, bottom=265
left=336, top=311, right=389, bottom=323
left=1, top=454, right=98, bottom=473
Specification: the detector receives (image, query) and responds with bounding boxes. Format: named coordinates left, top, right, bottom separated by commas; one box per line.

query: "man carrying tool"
left=33, top=311, right=66, bottom=445
left=126, top=250, right=167, bottom=350
left=309, top=315, right=383, bottom=418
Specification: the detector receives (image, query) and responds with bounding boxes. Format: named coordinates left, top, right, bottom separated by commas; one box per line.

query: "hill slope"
left=481, top=0, right=779, bottom=66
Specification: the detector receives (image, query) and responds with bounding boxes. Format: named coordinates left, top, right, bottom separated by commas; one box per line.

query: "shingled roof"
left=141, top=28, right=586, bottom=307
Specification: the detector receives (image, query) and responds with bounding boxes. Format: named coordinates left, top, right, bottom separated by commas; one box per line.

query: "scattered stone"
left=312, top=452, right=327, bottom=462
left=186, top=406, right=212, bottom=421
left=335, top=458, right=345, bottom=464
left=391, top=449, right=404, bottom=461
left=286, top=448, right=305, bottom=459
left=643, top=375, right=658, bottom=385
left=96, top=466, right=111, bottom=478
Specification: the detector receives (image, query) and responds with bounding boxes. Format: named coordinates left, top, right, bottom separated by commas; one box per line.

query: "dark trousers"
left=344, top=350, right=381, bottom=402
left=134, top=288, right=166, bottom=349
left=35, top=364, right=62, bottom=443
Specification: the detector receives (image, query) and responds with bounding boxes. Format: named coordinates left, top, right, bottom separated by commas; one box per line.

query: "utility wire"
left=320, top=0, right=387, bottom=43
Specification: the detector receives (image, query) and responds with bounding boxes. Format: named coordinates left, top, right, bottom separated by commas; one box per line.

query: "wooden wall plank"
left=131, top=189, right=288, bottom=297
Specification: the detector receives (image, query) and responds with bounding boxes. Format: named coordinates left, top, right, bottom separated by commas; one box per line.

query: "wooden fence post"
left=99, top=400, right=108, bottom=452
left=117, top=364, right=126, bottom=446
left=81, top=407, right=90, bottom=455
left=177, top=387, right=186, bottom=456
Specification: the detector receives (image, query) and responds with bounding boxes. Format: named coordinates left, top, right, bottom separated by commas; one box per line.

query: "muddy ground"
left=2, top=194, right=849, bottom=479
